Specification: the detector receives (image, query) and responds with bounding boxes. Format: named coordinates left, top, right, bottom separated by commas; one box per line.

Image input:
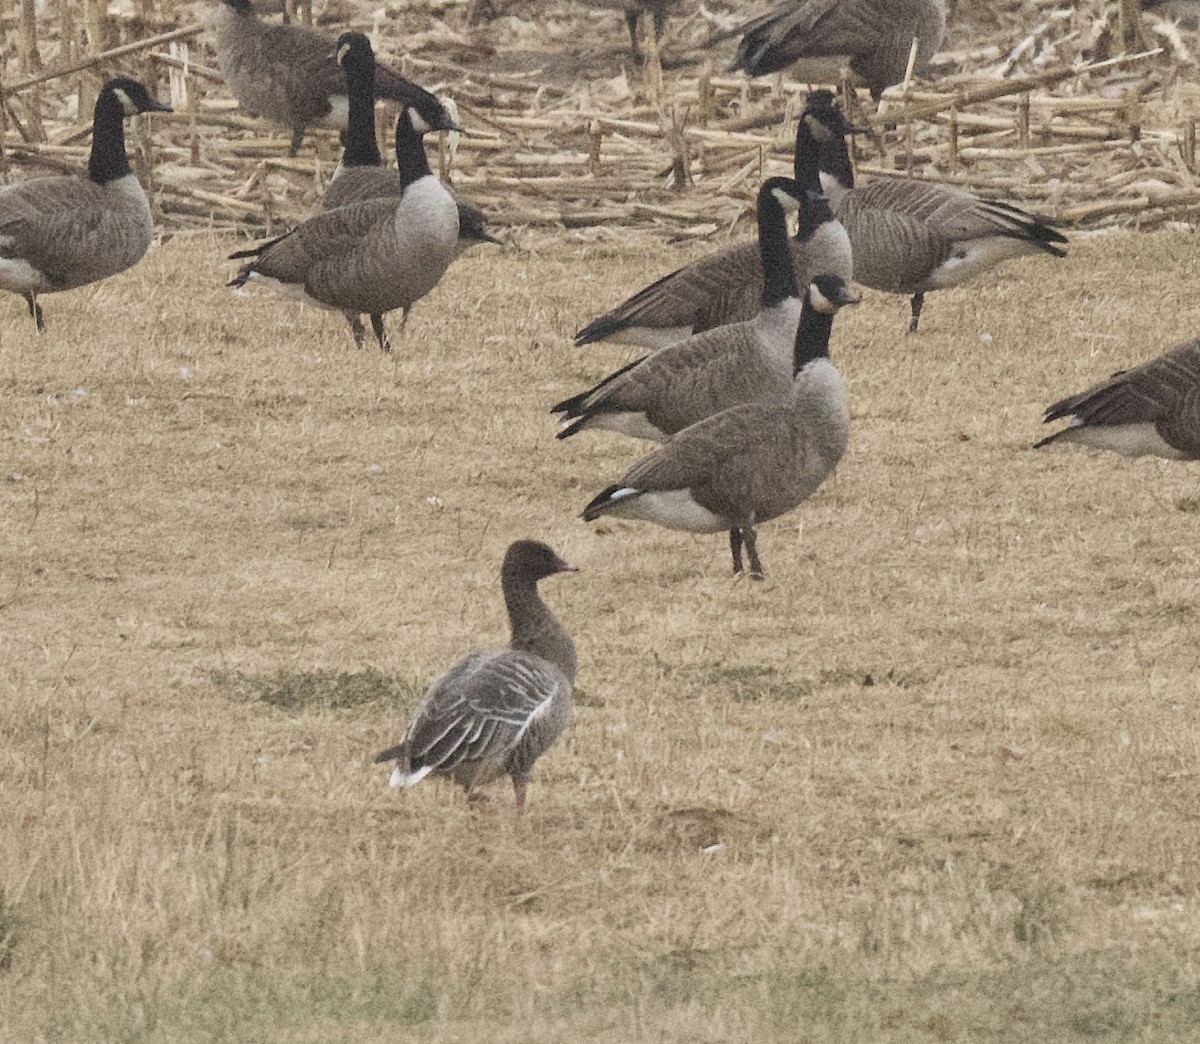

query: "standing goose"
left=212, top=0, right=456, bottom=155
left=323, top=32, right=500, bottom=346
left=556, top=181, right=840, bottom=443
left=574, top=94, right=852, bottom=349
left=0, top=78, right=171, bottom=332
left=1036, top=339, right=1200, bottom=459
left=727, top=0, right=946, bottom=98
left=228, top=105, right=459, bottom=351
left=804, top=90, right=1068, bottom=333
left=581, top=273, right=859, bottom=579
left=375, top=540, right=578, bottom=815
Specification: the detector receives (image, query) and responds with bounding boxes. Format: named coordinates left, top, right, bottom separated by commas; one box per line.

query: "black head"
left=336, top=32, right=375, bottom=71
left=800, top=90, right=856, bottom=144
left=457, top=202, right=502, bottom=245
left=401, top=95, right=460, bottom=135
left=808, top=274, right=860, bottom=314
left=101, top=78, right=173, bottom=117
left=758, top=175, right=802, bottom=215
left=221, top=0, right=254, bottom=13
left=503, top=541, right=578, bottom=583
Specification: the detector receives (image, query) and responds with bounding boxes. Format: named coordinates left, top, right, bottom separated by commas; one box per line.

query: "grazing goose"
left=804, top=90, right=1068, bottom=332
left=574, top=93, right=852, bottom=349
left=1036, top=339, right=1200, bottom=459
left=212, top=0, right=456, bottom=155
left=375, top=540, right=577, bottom=815
left=582, top=273, right=859, bottom=579
left=585, top=0, right=683, bottom=62
left=728, top=0, right=946, bottom=98
left=556, top=180, right=838, bottom=443
left=323, top=32, right=500, bottom=346
left=228, top=105, right=459, bottom=351
left=0, top=78, right=171, bottom=332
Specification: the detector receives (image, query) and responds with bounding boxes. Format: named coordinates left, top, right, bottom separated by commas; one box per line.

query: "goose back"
left=730, top=0, right=945, bottom=94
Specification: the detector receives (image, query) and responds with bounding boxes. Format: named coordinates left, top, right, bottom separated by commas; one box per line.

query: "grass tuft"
left=211, top=668, right=422, bottom=712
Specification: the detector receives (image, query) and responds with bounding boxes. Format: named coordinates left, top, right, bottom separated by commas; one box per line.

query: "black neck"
left=395, top=115, right=432, bottom=189
left=819, top=123, right=855, bottom=192
left=222, top=0, right=254, bottom=15
left=758, top=185, right=798, bottom=310
left=793, top=297, right=834, bottom=375
left=341, top=58, right=381, bottom=168
left=793, top=117, right=823, bottom=193
left=795, top=191, right=835, bottom=244
left=88, top=89, right=132, bottom=185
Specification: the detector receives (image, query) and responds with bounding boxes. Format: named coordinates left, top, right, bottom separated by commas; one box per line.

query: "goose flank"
left=581, top=273, right=860, bottom=579
left=1036, top=338, right=1200, bottom=460
left=573, top=93, right=853, bottom=349
left=0, top=78, right=171, bottom=332
left=212, top=0, right=455, bottom=155
left=556, top=180, right=844, bottom=443
left=375, top=540, right=577, bottom=815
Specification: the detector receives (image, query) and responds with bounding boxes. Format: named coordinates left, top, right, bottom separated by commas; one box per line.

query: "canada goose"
left=212, top=0, right=456, bottom=155
left=322, top=32, right=500, bottom=347
left=582, top=273, right=859, bottom=579
left=375, top=540, right=577, bottom=815
left=728, top=0, right=946, bottom=99
left=228, top=105, right=459, bottom=351
left=804, top=90, right=1068, bottom=333
left=0, top=78, right=171, bottom=333
left=574, top=94, right=852, bottom=349
left=1036, top=339, right=1200, bottom=459
left=556, top=180, right=839, bottom=443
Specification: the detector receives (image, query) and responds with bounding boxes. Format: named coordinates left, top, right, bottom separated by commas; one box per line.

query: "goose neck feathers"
left=336, top=33, right=381, bottom=168
left=756, top=176, right=801, bottom=311
left=88, top=79, right=170, bottom=185
left=797, top=91, right=855, bottom=196
left=395, top=109, right=434, bottom=188
left=501, top=541, right=578, bottom=683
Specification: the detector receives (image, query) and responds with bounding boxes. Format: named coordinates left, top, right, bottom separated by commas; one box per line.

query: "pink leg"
left=513, top=780, right=527, bottom=816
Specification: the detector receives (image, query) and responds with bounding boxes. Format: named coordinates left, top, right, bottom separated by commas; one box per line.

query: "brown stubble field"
left=3, top=228, right=1200, bottom=1041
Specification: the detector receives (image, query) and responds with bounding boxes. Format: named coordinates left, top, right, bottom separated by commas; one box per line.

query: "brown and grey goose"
left=582, top=272, right=859, bottom=579
left=804, top=90, right=1068, bottom=332
left=212, top=0, right=456, bottom=155
left=1036, top=339, right=1200, bottom=459
left=323, top=32, right=499, bottom=346
left=556, top=179, right=839, bottom=443
left=574, top=93, right=852, bottom=349
left=375, top=540, right=578, bottom=815
left=228, top=104, right=459, bottom=351
left=727, top=0, right=946, bottom=98
left=0, top=78, right=171, bottom=332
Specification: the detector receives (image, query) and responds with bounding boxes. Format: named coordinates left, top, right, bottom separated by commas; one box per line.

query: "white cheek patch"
left=408, top=108, right=432, bottom=135
left=771, top=187, right=798, bottom=212
left=808, top=283, right=836, bottom=314
left=113, top=88, right=136, bottom=116
left=325, top=94, right=350, bottom=126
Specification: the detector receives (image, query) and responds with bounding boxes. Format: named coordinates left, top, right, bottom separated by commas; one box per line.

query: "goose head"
left=502, top=541, right=579, bottom=585
left=807, top=273, right=861, bottom=314
left=104, top=78, right=173, bottom=118
left=335, top=31, right=376, bottom=73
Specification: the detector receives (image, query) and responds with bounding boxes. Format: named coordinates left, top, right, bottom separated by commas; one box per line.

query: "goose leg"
left=24, top=292, right=45, bottom=333
left=652, top=6, right=666, bottom=41
left=344, top=311, right=366, bottom=348
left=288, top=126, right=304, bottom=158
left=729, top=529, right=745, bottom=575
left=369, top=314, right=391, bottom=353
left=513, top=779, right=528, bottom=816
left=743, top=527, right=765, bottom=581
left=908, top=292, right=925, bottom=334
left=625, top=9, right=643, bottom=61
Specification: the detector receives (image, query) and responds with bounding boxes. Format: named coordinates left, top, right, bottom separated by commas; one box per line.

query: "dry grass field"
left=4, top=226, right=1200, bottom=1041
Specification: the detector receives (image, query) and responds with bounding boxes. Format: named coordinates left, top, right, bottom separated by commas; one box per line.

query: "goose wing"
left=1043, top=340, right=1200, bottom=446
left=621, top=402, right=777, bottom=492
left=377, top=650, right=570, bottom=775
left=575, top=240, right=767, bottom=344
